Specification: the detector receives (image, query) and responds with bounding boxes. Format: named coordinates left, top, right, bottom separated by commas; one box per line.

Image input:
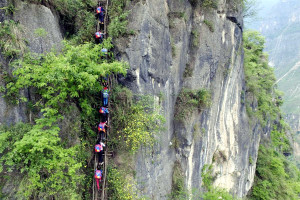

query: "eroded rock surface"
left=115, top=0, right=260, bottom=198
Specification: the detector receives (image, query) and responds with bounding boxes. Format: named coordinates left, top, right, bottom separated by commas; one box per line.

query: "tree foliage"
left=244, top=31, right=282, bottom=126
left=110, top=86, right=165, bottom=152
left=0, top=39, right=128, bottom=199
left=108, top=0, right=129, bottom=37
left=174, top=88, right=211, bottom=121
left=250, top=146, right=300, bottom=200
left=244, top=30, right=300, bottom=199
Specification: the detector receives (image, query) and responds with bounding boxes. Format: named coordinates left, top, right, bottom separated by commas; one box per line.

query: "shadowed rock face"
left=0, top=1, right=63, bottom=126
left=115, top=0, right=260, bottom=198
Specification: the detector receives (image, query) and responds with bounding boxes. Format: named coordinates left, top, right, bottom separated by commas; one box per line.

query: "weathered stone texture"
left=115, top=0, right=260, bottom=198
left=0, top=0, right=63, bottom=125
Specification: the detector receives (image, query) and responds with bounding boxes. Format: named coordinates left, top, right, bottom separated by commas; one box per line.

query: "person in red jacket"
left=94, top=167, right=103, bottom=191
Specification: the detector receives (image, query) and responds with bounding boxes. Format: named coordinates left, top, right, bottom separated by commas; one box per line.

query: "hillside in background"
left=253, top=0, right=300, bottom=114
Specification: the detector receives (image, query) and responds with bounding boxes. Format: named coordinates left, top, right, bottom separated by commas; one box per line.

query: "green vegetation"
left=0, top=20, right=27, bottom=59
left=170, top=161, right=186, bottom=200
left=183, top=64, right=194, bottom=78
left=171, top=37, right=176, bottom=57
left=244, top=30, right=300, bottom=199
left=110, top=86, right=165, bottom=153
left=249, top=155, right=253, bottom=165
left=0, top=3, right=15, bottom=15
left=0, top=123, right=84, bottom=199
left=188, top=0, right=218, bottom=8
left=28, top=0, right=97, bottom=42
left=34, top=28, right=48, bottom=37
left=107, top=167, right=135, bottom=200
left=108, top=0, right=129, bottom=37
left=0, top=39, right=128, bottom=199
left=174, top=88, right=211, bottom=121
left=191, top=30, right=199, bottom=47
left=250, top=146, right=300, bottom=200
left=243, top=31, right=282, bottom=127
left=203, top=20, right=214, bottom=32
left=202, top=0, right=218, bottom=9
left=201, top=164, right=214, bottom=190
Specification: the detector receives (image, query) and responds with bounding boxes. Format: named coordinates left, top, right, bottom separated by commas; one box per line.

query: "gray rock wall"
left=0, top=0, right=63, bottom=125
left=115, top=0, right=260, bottom=198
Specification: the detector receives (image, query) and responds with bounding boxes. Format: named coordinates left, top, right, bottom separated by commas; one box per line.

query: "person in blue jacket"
left=102, top=86, right=109, bottom=106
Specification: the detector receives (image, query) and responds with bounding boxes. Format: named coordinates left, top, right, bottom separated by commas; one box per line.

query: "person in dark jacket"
left=96, top=6, right=105, bottom=24
left=95, top=31, right=105, bottom=44
left=98, top=121, right=108, bottom=140
left=95, top=139, right=105, bottom=165
left=99, top=106, right=109, bottom=121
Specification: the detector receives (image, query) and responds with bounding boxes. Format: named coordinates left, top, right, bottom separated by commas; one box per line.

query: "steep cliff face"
left=0, top=0, right=63, bottom=125
left=115, top=0, right=259, bottom=198
left=286, top=114, right=300, bottom=162
left=0, top=0, right=262, bottom=198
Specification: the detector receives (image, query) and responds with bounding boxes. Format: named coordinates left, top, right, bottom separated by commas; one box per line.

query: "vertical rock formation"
left=115, top=0, right=260, bottom=198
left=0, top=0, right=63, bottom=125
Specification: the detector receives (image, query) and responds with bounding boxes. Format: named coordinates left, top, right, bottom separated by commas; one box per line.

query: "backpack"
left=102, top=90, right=109, bottom=98
left=97, top=7, right=102, bottom=14
left=95, top=170, right=102, bottom=179
left=99, top=107, right=109, bottom=114
left=99, top=107, right=104, bottom=114
left=95, top=32, right=101, bottom=38
left=98, top=123, right=105, bottom=132
left=95, top=144, right=103, bottom=152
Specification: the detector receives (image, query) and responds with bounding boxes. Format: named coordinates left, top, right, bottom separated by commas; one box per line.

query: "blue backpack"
left=103, top=90, right=109, bottom=98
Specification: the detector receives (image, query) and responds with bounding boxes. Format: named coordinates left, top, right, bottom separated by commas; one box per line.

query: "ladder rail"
left=95, top=1, right=111, bottom=199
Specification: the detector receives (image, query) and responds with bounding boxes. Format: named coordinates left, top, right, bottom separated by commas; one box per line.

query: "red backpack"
left=95, top=144, right=103, bottom=152
left=98, top=123, right=105, bottom=132
left=95, top=32, right=102, bottom=39
left=97, top=7, right=102, bottom=14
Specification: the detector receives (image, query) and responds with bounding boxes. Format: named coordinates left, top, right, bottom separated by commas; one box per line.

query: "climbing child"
left=99, top=106, right=109, bottom=121
left=96, top=6, right=105, bottom=24
left=94, top=167, right=103, bottom=191
left=102, top=86, right=109, bottom=107
left=98, top=121, right=109, bottom=141
left=95, top=139, right=105, bottom=165
left=95, top=31, right=105, bottom=44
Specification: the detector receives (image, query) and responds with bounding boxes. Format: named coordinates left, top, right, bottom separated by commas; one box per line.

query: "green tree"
left=1, top=39, right=128, bottom=199
left=244, top=30, right=300, bottom=199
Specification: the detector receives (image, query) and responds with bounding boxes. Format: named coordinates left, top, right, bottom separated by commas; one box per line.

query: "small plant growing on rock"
left=203, top=20, right=215, bottom=32
left=183, top=63, right=194, bottom=78
left=191, top=29, right=200, bottom=47
left=202, top=0, right=218, bottom=9
left=170, top=161, right=186, bottom=199
left=174, top=88, right=211, bottom=121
